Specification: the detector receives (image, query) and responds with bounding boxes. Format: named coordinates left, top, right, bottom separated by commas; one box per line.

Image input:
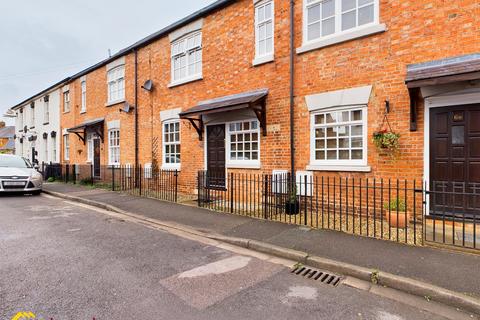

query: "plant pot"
left=285, top=201, right=300, bottom=215
left=386, top=211, right=411, bottom=229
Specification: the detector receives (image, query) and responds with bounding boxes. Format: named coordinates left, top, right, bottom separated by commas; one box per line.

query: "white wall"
left=13, top=88, right=61, bottom=164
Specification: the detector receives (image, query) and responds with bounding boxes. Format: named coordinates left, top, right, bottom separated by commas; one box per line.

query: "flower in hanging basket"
left=373, top=130, right=400, bottom=151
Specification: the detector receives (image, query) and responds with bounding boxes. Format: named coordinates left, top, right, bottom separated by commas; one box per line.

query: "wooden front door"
left=206, top=124, right=226, bottom=188
left=430, top=105, right=480, bottom=218
left=93, top=138, right=101, bottom=178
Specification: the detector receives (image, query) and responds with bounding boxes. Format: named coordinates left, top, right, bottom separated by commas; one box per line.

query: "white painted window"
left=310, top=106, right=367, bottom=166
left=108, top=129, right=120, bottom=166
left=64, top=134, right=70, bottom=161
left=171, top=32, right=202, bottom=83
left=255, top=0, right=274, bottom=59
left=304, top=0, right=378, bottom=43
left=87, top=133, right=94, bottom=162
left=107, top=66, right=125, bottom=103
left=18, top=110, right=23, bottom=130
left=44, top=136, right=48, bottom=163
left=44, top=100, right=49, bottom=124
left=81, top=80, right=87, bottom=113
left=163, top=120, right=181, bottom=168
left=227, top=120, right=260, bottom=168
left=52, top=136, right=57, bottom=163
left=63, top=91, right=70, bottom=112
left=30, top=105, right=35, bottom=127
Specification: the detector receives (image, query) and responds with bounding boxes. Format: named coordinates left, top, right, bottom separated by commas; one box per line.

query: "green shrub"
left=384, top=198, right=406, bottom=212
left=47, top=177, right=56, bottom=183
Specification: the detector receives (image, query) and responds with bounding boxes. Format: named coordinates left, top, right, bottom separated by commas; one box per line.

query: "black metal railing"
left=43, top=163, right=178, bottom=203
left=198, top=171, right=424, bottom=245
left=426, top=181, right=479, bottom=250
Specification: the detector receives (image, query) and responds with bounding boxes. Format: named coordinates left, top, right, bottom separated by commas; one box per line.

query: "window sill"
left=306, top=164, right=371, bottom=172
left=162, top=164, right=181, bottom=171
left=80, top=110, right=86, bottom=114
left=297, top=23, right=387, bottom=55
left=252, top=54, right=274, bottom=67
left=168, top=74, right=203, bottom=88
left=226, top=162, right=261, bottom=169
left=105, top=100, right=125, bottom=107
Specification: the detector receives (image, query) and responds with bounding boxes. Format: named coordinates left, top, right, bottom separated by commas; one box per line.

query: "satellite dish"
left=120, top=102, right=134, bottom=113
left=142, top=80, right=153, bottom=92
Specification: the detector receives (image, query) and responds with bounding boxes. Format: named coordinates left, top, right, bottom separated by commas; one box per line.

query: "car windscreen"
left=0, top=156, right=33, bottom=168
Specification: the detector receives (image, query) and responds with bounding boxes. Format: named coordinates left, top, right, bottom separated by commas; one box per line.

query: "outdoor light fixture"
left=385, top=100, right=391, bottom=114
left=120, top=102, right=135, bottom=113
left=141, top=80, right=153, bottom=92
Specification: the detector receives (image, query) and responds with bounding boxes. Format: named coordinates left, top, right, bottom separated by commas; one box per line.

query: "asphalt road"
left=0, top=193, right=453, bottom=320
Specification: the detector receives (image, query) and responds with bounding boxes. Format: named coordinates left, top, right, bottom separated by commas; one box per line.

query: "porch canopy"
left=67, top=117, right=104, bottom=144
left=405, top=53, right=480, bottom=131
left=179, top=89, right=268, bottom=140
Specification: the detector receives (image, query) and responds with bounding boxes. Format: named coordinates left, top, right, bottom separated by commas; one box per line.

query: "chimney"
left=0, top=121, right=5, bottom=128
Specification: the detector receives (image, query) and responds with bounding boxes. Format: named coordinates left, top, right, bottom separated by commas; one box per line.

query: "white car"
left=0, top=154, right=43, bottom=194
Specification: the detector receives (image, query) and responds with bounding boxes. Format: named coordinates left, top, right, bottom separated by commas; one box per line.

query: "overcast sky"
left=0, top=0, right=216, bottom=125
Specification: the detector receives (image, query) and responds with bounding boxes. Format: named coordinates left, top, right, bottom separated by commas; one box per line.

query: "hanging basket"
left=373, top=112, right=400, bottom=152
left=373, top=130, right=400, bottom=151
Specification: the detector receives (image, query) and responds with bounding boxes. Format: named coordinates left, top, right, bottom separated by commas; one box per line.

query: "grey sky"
left=0, top=0, right=216, bottom=125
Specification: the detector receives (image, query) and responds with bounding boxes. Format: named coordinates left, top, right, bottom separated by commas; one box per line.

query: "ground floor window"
left=63, top=134, right=69, bottom=161
left=163, top=120, right=181, bottom=169
left=310, top=106, right=367, bottom=166
left=87, top=133, right=94, bottom=162
left=44, top=137, right=48, bottom=163
left=108, top=129, right=120, bottom=166
left=227, top=120, right=260, bottom=167
left=52, top=136, right=56, bottom=162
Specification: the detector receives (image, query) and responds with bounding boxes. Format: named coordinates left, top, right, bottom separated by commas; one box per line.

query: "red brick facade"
left=58, top=0, right=480, bottom=193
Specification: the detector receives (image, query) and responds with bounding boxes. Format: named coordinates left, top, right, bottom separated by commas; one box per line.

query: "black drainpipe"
left=134, top=49, right=139, bottom=167
left=289, top=0, right=295, bottom=176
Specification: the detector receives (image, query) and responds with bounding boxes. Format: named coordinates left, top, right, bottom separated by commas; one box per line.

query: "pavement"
left=42, top=184, right=480, bottom=303
left=0, top=193, right=456, bottom=319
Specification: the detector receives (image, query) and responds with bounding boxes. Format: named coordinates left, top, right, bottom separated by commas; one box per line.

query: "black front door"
left=207, top=124, right=226, bottom=188
left=93, top=138, right=101, bottom=178
left=430, top=105, right=480, bottom=218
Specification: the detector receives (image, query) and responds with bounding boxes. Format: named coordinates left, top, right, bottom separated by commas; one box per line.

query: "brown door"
left=430, top=105, right=480, bottom=218
left=93, top=138, right=101, bottom=178
left=207, top=124, right=226, bottom=188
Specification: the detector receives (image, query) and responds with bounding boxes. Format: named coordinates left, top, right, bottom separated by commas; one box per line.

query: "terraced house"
left=10, top=0, right=480, bottom=249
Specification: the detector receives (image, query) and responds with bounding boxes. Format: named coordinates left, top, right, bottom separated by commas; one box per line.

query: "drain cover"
left=291, top=266, right=342, bottom=287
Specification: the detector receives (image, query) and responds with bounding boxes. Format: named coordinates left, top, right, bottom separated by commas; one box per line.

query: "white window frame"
left=63, top=91, right=70, bottom=113
left=64, top=134, right=70, bottom=161
left=107, top=65, right=125, bottom=104
left=86, top=133, right=95, bottom=163
left=108, top=129, right=120, bottom=166
left=81, top=80, right=87, bottom=113
left=162, top=120, right=181, bottom=170
left=18, top=110, right=23, bottom=130
left=44, top=136, right=49, bottom=163
left=309, top=105, right=368, bottom=169
left=30, top=105, right=35, bottom=127
left=300, top=0, right=381, bottom=52
left=44, top=100, right=49, bottom=124
left=52, top=136, right=57, bottom=163
left=170, top=31, right=202, bottom=86
left=226, top=119, right=261, bottom=169
left=253, top=0, right=275, bottom=66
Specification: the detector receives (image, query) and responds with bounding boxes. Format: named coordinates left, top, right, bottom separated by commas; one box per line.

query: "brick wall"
left=59, top=0, right=480, bottom=194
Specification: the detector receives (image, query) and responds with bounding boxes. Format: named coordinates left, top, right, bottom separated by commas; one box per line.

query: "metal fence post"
left=263, top=175, right=269, bottom=220
left=230, top=172, right=234, bottom=213
left=174, top=170, right=178, bottom=202
left=111, top=165, right=115, bottom=191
